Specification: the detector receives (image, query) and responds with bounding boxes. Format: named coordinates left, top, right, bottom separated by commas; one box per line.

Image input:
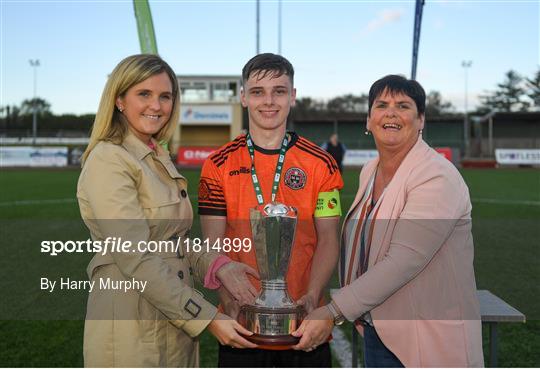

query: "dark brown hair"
left=242, top=53, right=294, bottom=86
left=368, top=75, right=426, bottom=116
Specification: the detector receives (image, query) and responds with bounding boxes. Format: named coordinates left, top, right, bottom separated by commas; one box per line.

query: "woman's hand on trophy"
left=216, top=261, right=260, bottom=305
left=291, top=306, right=334, bottom=352
left=208, top=312, right=258, bottom=349
left=296, top=293, right=317, bottom=313
left=218, top=286, right=241, bottom=320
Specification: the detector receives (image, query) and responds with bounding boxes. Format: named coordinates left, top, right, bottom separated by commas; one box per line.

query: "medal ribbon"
left=246, top=133, right=288, bottom=205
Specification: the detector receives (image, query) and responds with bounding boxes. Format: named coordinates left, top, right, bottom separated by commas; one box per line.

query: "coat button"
left=177, top=270, right=184, bottom=279
left=180, top=189, right=187, bottom=198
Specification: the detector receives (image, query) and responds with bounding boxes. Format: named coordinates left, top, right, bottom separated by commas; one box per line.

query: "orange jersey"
left=198, top=133, right=343, bottom=301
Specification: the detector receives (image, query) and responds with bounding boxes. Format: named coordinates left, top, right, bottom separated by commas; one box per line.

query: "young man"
left=198, top=53, right=343, bottom=367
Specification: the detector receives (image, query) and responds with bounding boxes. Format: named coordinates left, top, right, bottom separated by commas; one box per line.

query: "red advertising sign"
left=435, top=147, right=453, bottom=162
left=177, top=146, right=217, bottom=167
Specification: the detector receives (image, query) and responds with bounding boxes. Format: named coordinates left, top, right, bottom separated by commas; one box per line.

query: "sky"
left=1, top=0, right=539, bottom=115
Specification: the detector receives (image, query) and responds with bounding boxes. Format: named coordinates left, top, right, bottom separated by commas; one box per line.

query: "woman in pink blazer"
left=292, top=75, right=484, bottom=367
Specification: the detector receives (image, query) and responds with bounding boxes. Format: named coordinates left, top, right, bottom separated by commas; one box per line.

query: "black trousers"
left=217, top=342, right=332, bottom=368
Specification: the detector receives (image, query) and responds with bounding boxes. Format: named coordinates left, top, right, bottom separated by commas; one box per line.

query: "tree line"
left=477, top=69, right=539, bottom=113
left=292, top=69, right=539, bottom=119
left=1, top=69, right=538, bottom=135
left=292, top=89, right=458, bottom=120
left=0, top=98, right=94, bottom=135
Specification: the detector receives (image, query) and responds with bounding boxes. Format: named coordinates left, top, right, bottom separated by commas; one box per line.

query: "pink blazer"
left=332, top=138, right=484, bottom=367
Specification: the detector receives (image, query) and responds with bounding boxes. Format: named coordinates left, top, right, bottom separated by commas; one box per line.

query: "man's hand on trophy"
left=208, top=312, right=258, bottom=349
left=296, top=293, right=317, bottom=313
left=291, top=306, right=334, bottom=352
left=216, top=261, right=260, bottom=305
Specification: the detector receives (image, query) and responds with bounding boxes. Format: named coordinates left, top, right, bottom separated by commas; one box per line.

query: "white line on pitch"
left=2, top=196, right=538, bottom=207
left=0, top=198, right=76, bottom=207
left=341, top=193, right=540, bottom=206
left=471, top=198, right=540, bottom=206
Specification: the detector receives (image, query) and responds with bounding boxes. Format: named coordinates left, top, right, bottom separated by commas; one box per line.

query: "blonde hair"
left=82, top=54, right=180, bottom=165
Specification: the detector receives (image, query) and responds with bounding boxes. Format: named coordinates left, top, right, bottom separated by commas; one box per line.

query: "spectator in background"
left=321, top=133, right=347, bottom=172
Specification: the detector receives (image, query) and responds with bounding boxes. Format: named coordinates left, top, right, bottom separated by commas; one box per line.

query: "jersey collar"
left=252, top=131, right=298, bottom=154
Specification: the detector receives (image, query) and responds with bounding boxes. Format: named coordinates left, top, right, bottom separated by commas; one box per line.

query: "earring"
left=364, top=130, right=371, bottom=136
left=419, top=129, right=423, bottom=135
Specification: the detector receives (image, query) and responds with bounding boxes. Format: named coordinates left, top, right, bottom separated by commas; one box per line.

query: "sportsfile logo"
left=229, top=166, right=251, bottom=176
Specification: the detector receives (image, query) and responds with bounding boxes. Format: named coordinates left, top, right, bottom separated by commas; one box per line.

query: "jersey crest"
left=284, top=167, right=307, bottom=190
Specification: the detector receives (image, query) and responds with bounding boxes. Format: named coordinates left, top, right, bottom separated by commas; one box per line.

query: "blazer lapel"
left=339, top=158, right=379, bottom=286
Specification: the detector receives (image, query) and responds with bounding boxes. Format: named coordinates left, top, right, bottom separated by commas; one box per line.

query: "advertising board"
left=177, top=146, right=217, bottom=167
left=180, top=105, right=232, bottom=125
left=0, top=146, right=68, bottom=167
left=495, top=149, right=540, bottom=165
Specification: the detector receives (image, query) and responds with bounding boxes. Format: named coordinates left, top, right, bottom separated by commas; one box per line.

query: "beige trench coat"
left=77, top=131, right=218, bottom=367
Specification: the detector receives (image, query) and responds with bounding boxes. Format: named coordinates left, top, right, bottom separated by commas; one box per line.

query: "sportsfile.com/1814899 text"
left=40, top=237, right=252, bottom=256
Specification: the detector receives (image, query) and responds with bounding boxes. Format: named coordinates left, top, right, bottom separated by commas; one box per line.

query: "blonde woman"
left=78, top=54, right=258, bottom=367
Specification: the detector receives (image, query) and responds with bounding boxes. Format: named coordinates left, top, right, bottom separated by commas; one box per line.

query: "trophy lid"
left=263, top=203, right=297, bottom=217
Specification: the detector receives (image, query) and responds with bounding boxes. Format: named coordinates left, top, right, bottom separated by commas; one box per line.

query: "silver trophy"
left=238, top=202, right=306, bottom=347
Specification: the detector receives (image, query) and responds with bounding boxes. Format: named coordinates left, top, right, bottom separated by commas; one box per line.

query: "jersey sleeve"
left=294, top=136, right=344, bottom=214
left=318, top=156, right=344, bottom=193
left=313, top=157, right=344, bottom=217
left=198, top=158, right=227, bottom=216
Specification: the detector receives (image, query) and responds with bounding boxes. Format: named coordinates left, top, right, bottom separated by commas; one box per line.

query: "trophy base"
left=238, top=305, right=306, bottom=349
left=241, top=333, right=300, bottom=350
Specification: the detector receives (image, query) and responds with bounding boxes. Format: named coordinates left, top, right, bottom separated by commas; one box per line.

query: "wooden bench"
left=347, top=289, right=525, bottom=367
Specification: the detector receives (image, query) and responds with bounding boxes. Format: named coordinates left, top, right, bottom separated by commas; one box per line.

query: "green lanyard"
left=246, top=133, right=288, bottom=205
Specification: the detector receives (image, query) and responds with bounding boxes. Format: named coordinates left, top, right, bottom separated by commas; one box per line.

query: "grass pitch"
left=0, top=167, right=538, bottom=367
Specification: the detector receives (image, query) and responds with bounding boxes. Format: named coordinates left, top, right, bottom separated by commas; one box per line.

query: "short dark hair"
left=242, top=53, right=294, bottom=86
left=368, top=75, right=426, bottom=116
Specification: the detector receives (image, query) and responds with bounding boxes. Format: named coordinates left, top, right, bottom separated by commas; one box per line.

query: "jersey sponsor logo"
left=327, top=197, right=338, bottom=209
left=315, top=189, right=342, bottom=217
left=284, top=167, right=307, bottom=190
left=229, top=166, right=251, bottom=176
left=199, top=179, right=211, bottom=201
